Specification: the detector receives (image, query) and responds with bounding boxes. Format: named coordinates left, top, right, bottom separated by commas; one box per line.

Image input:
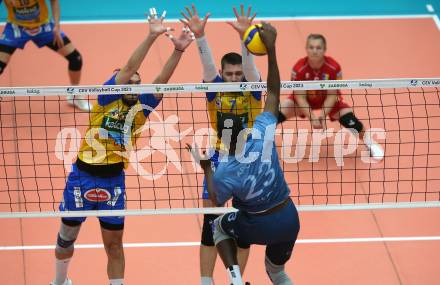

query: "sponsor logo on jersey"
left=84, top=188, right=111, bottom=202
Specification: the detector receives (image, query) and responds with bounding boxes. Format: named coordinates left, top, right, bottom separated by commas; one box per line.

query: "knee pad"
left=0, top=61, right=7, bottom=75
left=201, top=214, right=219, bottom=246
left=339, top=112, right=363, bottom=134
left=65, top=49, right=82, bottom=71
left=212, top=215, right=231, bottom=245
left=55, top=220, right=81, bottom=253
left=265, top=256, right=292, bottom=285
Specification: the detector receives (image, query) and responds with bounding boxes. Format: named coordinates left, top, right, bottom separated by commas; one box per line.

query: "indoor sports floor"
left=1, top=1, right=440, bottom=284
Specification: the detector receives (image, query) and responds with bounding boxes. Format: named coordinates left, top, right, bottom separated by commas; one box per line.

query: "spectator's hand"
left=147, top=8, right=173, bottom=38
left=167, top=27, right=195, bottom=52
left=257, top=22, right=277, bottom=52
left=186, top=143, right=211, bottom=171
left=52, top=24, right=64, bottom=49
left=180, top=4, right=210, bottom=38
left=227, top=4, right=257, bottom=39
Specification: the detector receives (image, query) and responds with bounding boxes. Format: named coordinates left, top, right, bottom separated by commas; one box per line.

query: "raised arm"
left=115, top=8, right=171, bottom=85
left=258, top=23, right=279, bottom=116
left=180, top=4, right=218, bottom=82
left=151, top=28, right=194, bottom=100
left=228, top=5, right=260, bottom=82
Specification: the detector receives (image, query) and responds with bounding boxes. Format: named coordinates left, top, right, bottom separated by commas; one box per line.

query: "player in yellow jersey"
left=0, top=0, right=91, bottom=111
left=50, top=8, right=195, bottom=285
left=181, top=4, right=261, bottom=285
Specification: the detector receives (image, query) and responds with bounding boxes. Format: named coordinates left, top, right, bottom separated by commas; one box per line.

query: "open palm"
left=180, top=4, right=211, bottom=38
left=228, top=5, right=257, bottom=38
left=169, top=27, right=195, bottom=51
left=147, top=8, right=172, bottom=37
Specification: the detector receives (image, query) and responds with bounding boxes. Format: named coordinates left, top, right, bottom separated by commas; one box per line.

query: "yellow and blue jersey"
left=3, top=0, right=50, bottom=28
left=78, top=74, right=160, bottom=168
left=206, top=75, right=262, bottom=149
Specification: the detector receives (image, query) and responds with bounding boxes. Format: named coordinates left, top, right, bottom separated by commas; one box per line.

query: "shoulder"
left=324, top=56, right=341, bottom=71
left=293, top=57, right=309, bottom=72
left=104, top=73, right=118, bottom=86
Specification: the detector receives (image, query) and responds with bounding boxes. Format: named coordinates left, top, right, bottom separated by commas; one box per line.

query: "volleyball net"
left=0, top=78, right=439, bottom=218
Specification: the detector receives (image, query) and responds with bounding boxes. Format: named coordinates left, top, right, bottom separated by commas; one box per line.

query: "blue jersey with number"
left=213, top=112, right=290, bottom=212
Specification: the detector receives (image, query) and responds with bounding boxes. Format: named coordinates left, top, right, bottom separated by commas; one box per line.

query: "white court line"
left=1, top=236, right=440, bottom=251
left=433, top=14, right=440, bottom=29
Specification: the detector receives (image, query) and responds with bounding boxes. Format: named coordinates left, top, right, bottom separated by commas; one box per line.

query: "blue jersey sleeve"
left=97, top=74, right=121, bottom=106
left=139, top=93, right=161, bottom=117
left=252, top=112, right=277, bottom=141
left=205, top=75, right=223, bottom=102
left=214, top=171, right=234, bottom=205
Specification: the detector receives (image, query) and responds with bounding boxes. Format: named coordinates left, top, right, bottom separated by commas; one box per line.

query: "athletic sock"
left=109, top=279, right=124, bottom=285
left=54, top=258, right=71, bottom=285
left=227, top=265, right=243, bottom=285
left=201, top=276, right=213, bottom=285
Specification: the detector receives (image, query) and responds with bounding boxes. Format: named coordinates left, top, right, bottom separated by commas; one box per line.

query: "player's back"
left=214, top=112, right=289, bottom=213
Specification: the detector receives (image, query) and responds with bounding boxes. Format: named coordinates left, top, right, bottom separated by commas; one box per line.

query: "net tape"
left=0, top=78, right=439, bottom=97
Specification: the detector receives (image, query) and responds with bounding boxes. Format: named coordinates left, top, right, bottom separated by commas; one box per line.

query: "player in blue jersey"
left=188, top=23, right=300, bottom=285
left=50, top=8, right=194, bottom=285
left=181, top=5, right=261, bottom=284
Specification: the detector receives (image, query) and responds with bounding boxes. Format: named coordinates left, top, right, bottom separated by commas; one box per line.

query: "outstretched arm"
left=258, top=23, right=279, bottom=116
left=228, top=5, right=260, bottom=82
left=151, top=28, right=195, bottom=100
left=115, top=8, right=172, bottom=85
left=180, top=4, right=218, bottom=82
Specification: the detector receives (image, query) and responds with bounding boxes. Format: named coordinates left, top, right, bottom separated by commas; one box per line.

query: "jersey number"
left=229, top=99, right=236, bottom=112
left=243, top=163, right=275, bottom=200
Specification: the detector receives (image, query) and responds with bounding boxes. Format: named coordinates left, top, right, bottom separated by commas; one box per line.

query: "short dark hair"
left=306, top=34, right=327, bottom=49
left=221, top=52, right=242, bottom=70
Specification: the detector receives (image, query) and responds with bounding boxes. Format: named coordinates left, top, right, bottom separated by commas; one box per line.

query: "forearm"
left=241, top=43, right=260, bottom=82
left=321, top=92, right=338, bottom=117
left=50, top=0, right=61, bottom=26
left=203, top=167, right=218, bottom=206
left=264, top=47, right=280, bottom=114
left=125, top=35, right=157, bottom=74
left=196, top=36, right=218, bottom=82
left=295, top=94, right=315, bottom=120
left=153, top=50, right=183, bottom=84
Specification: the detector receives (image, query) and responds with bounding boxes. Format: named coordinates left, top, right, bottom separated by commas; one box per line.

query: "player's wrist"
left=194, top=31, right=205, bottom=38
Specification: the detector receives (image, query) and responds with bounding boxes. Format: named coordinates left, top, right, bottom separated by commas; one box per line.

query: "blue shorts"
left=0, top=22, right=66, bottom=49
left=218, top=199, right=300, bottom=264
left=202, top=150, right=220, bottom=199
left=59, top=163, right=126, bottom=226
